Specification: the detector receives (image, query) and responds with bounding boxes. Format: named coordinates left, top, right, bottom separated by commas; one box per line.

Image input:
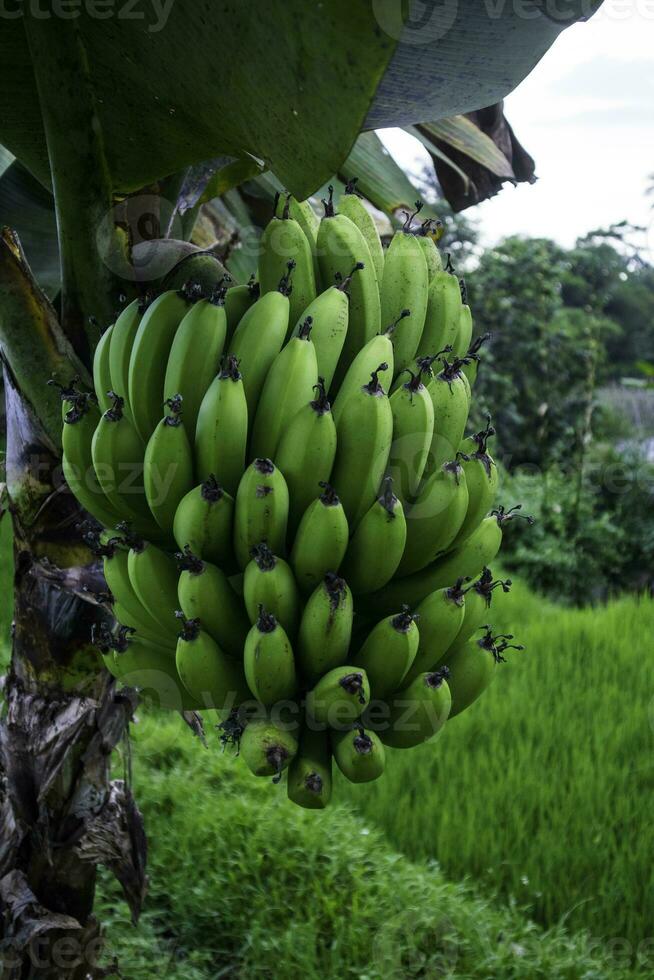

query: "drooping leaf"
left=417, top=117, right=515, bottom=179
left=0, top=160, right=58, bottom=297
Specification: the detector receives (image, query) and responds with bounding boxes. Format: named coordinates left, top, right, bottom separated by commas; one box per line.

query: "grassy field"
left=338, top=578, right=654, bottom=952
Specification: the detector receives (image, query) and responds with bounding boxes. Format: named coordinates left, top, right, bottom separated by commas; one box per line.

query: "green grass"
left=96, top=712, right=645, bottom=979
left=338, top=579, right=654, bottom=951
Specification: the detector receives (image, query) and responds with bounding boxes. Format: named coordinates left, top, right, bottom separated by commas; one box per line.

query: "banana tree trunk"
left=0, top=236, right=146, bottom=979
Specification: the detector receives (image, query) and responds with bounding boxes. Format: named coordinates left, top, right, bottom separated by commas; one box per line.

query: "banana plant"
left=0, top=2, right=604, bottom=974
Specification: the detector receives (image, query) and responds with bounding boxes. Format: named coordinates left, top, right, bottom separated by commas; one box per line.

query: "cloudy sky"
left=380, top=0, right=654, bottom=251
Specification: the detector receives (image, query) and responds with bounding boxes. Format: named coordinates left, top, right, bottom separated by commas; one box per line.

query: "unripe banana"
left=424, top=356, right=471, bottom=474
left=230, top=269, right=292, bottom=417
left=239, top=716, right=299, bottom=780
left=380, top=668, right=451, bottom=749
left=274, top=192, right=320, bottom=256
left=317, top=186, right=381, bottom=385
left=415, top=220, right=443, bottom=281
left=96, top=534, right=173, bottom=642
left=402, top=583, right=466, bottom=683
left=98, top=624, right=201, bottom=712
left=274, top=378, right=337, bottom=535
left=290, top=483, right=349, bottom=595
left=388, top=365, right=435, bottom=504
left=340, top=477, right=406, bottom=594
left=91, top=393, right=154, bottom=530
left=244, top=605, right=298, bottom=705
left=243, top=543, right=301, bottom=638
left=173, top=475, right=235, bottom=569
left=176, top=546, right=250, bottom=660
left=453, top=302, right=473, bottom=359
left=305, top=665, right=370, bottom=728
left=297, top=573, right=353, bottom=685
left=233, top=458, right=289, bottom=569
left=397, top=461, right=468, bottom=577
left=57, top=387, right=122, bottom=529
left=224, top=276, right=260, bottom=343
left=259, top=196, right=316, bottom=329
left=380, top=223, right=429, bottom=377
left=128, top=289, right=191, bottom=443
left=144, top=395, right=194, bottom=532
left=330, top=312, right=408, bottom=424
left=195, top=354, right=248, bottom=495
left=445, top=626, right=523, bottom=717
left=175, top=614, right=249, bottom=713
left=449, top=568, right=512, bottom=654
left=290, top=276, right=353, bottom=391
left=287, top=725, right=332, bottom=809
left=338, top=178, right=385, bottom=285
left=351, top=607, right=419, bottom=700
left=370, top=507, right=528, bottom=613
left=250, top=317, right=318, bottom=461
left=92, top=323, right=114, bottom=413
left=127, top=536, right=180, bottom=633
left=415, top=271, right=462, bottom=361
left=108, top=298, right=143, bottom=419
left=331, top=726, right=385, bottom=783
left=451, top=417, right=499, bottom=547
left=163, top=288, right=227, bottom=436
left=330, top=364, right=393, bottom=527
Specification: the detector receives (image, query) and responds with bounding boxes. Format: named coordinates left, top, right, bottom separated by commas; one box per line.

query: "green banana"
left=287, top=725, right=332, bottom=809
left=95, top=533, right=173, bottom=643
left=449, top=568, right=512, bottom=655
left=289, top=274, right=354, bottom=391
left=176, top=546, right=250, bottom=660
left=97, top=624, right=200, bottom=712
left=331, top=726, right=385, bottom=783
left=239, top=716, right=299, bottom=780
left=351, top=607, right=419, bottom=700
left=274, top=378, right=337, bottom=535
left=317, top=186, right=381, bottom=385
left=92, top=323, right=115, bottom=413
left=230, top=268, right=292, bottom=417
left=128, top=289, right=190, bottom=443
left=415, top=271, right=462, bottom=361
left=330, top=364, right=393, bottom=527
left=175, top=614, right=249, bottom=713
left=415, top=220, right=443, bottom=281
left=127, top=536, right=180, bottom=633
left=453, top=301, right=473, bottom=359
left=108, top=298, right=143, bottom=419
left=445, top=627, right=523, bottom=717
left=244, top=605, right=298, bottom=705
left=243, top=543, right=301, bottom=638
left=340, top=477, right=406, bottom=594
left=381, top=219, right=429, bottom=378
left=380, top=668, right=451, bottom=749
left=163, top=288, right=227, bottom=436
left=402, top=583, right=466, bottom=683
left=91, top=393, right=154, bottom=529
left=330, top=312, right=407, bottom=425
left=297, top=573, right=353, bottom=685
left=388, top=364, right=435, bottom=504
left=424, top=356, right=471, bottom=474
left=195, top=354, right=248, bottom=495
left=173, top=475, right=235, bottom=569
left=144, top=395, right=194, bottom=532
left=224, top=276, right=260, bottom=343
left=233, top=458, right=289, bottom=569
left=370, top=506, right=529, bottom=613
left=250, top=317, right=318, bottom=461
left=306, top=665, right=370, bottom=728
left=397, top=461, right=468, bottom=577
left=290, top=483, right=349, bottom=595
left=259, top=195, right=316, bottom=328
left=338, top=178, right=385, bottom=285
left=275, top=191, right=320, bottom=246
left=58, top=386, right=122, bottom=529
left=451, top=417, right=499, bottom=547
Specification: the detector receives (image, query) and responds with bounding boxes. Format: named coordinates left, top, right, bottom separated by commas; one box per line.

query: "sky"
left=379, top=0, right=654, bottom=252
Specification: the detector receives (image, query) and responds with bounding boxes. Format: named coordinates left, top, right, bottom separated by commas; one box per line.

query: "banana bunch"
left=58, top=183, right=533, bottom=809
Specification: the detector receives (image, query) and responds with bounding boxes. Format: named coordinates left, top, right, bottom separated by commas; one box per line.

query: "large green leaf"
left=0, top=160, right=58, bottom=297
